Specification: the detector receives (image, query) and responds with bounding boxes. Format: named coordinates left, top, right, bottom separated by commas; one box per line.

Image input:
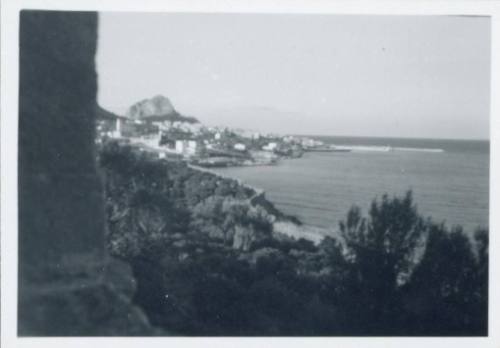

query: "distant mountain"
left=126, top=95, right=198, bottom=124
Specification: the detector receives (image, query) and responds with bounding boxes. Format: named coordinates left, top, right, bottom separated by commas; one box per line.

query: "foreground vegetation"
left=99, top=141, right=488, bottom=336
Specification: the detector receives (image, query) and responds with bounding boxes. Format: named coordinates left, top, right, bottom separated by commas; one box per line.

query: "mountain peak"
left=126, top=95, right=199, bottom=124
left=127, top=95, right=176, bottom=119
left=151, top=94, right=170, bottom=101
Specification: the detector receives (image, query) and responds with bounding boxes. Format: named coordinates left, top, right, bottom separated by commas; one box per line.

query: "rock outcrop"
left=127, top=95, right=176, bottom=118
left=126, top=95, right=199, bottom=123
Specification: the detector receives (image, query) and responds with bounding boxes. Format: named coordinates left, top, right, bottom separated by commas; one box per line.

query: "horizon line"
left=293, top=133, right=490, bottom=142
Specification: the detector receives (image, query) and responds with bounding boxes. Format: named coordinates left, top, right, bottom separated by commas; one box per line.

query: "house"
left=175, top=139, right=198, bottom=156
left=301, top=138, right=324, bottom=148
left=234, top=143, right=246, bottom=151
left=262, top=142, right=278, bottom=151
left=160, top=128, right=192, bottom=149
left=95, top=106, right=131, bottom=138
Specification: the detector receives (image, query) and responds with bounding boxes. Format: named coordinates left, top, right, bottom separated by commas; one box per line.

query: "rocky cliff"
left=126, top=95, right=198, bottom=123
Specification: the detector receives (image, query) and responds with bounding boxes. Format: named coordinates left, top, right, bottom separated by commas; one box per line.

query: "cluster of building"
left=96, top=107, right=325, bottom=167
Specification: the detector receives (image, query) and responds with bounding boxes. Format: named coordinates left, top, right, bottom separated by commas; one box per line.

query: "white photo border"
left=1, top=0, right=498, bottom=347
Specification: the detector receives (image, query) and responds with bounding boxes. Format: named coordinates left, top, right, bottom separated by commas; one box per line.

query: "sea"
left=213, top=136, right=490, bottom=236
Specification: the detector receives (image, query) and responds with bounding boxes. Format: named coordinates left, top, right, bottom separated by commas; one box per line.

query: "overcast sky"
left=97, top=13, right=490, bottom=140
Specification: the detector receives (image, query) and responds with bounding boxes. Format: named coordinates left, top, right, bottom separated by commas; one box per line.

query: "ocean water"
left=214, top=136, right=489, bottom=235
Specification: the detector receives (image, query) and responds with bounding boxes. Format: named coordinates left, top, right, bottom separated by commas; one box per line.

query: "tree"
left=404, top=224, right=487, bottom=335
left=474, top=228, right=489, bottom=334
left=190, top=196, right=273, bottom=249
left=106, top=185, right=190, bottom=258
left=338, top=191, right=428, bottom=332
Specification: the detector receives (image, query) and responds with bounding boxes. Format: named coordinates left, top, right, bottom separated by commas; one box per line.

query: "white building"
left=262, top=142, right=278, bottom=151
left=188, top=140, right=197, bottom=153
left=175, top=140, right=198, bottom=156
left=301, top=138, right=323, bottom=148
left=234, top=143, right=246, bottom=151
left=104, top=117, right=124, bottom=139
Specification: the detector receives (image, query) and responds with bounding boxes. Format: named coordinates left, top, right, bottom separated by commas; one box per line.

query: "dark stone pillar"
left=19, top=9, right=104, bottom=285
left=18, top=10, right=157, bottom=336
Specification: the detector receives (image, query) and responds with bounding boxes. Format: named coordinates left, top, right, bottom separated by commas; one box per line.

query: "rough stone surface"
left=126, top=95, right=176, bottom=119
left=18, top=10, right=159, bottom=335
left=19, top=10, right=103, bottom=272
left=19, top=259, right=155, bottom=336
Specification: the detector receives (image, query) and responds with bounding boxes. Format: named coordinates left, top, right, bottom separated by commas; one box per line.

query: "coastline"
left=187, top=162, right=321, bottom=243
left=209, top=139, right=489, bottom=234
left=100, top=141, right=318, bottom=250
left=107, top=134, right=489, bottom=242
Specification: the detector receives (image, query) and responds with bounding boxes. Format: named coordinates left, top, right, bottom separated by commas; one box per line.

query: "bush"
left=190, top=196, right=273, bottom=250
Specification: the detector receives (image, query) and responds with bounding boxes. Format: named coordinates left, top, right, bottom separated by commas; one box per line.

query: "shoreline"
left=190, top=157, right=333, bottom=244
left=206, top=146, right=489, bottom=237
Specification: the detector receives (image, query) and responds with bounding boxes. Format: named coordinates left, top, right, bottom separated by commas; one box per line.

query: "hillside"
left=98, top=140, right=488, bottom=336
left=96, top=104, right=128, bottom=120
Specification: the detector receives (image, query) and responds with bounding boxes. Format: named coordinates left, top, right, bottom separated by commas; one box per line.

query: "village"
left=95, top=98, right=327, bottom=168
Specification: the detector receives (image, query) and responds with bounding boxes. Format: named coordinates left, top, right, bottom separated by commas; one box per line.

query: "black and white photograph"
left=1, top=0, right=498, bottom=346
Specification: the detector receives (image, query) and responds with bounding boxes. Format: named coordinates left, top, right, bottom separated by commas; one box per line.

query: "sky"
left=97, top=13, right=491, bottom=140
